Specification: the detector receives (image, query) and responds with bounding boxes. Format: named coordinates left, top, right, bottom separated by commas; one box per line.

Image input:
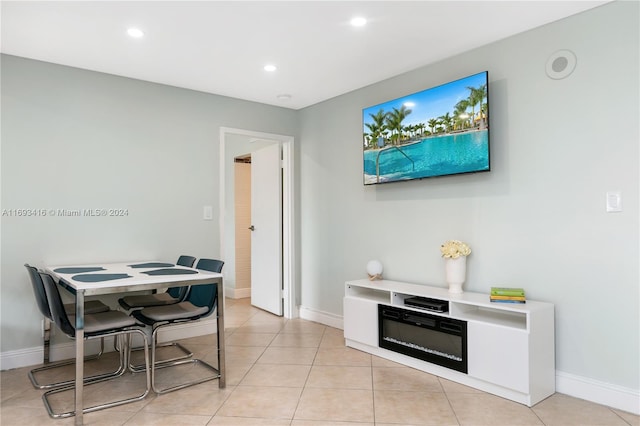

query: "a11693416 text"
left=2, top=208, right=129, bottom=217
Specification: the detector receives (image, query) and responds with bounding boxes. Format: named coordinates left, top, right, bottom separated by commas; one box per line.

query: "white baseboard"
left=298, top=305, right=343, bottom=330
left=0, top=338, right=109, bottom=371
left=156, top=318, right=217, bottom=342
left=225, top=286, right=251, bottom=299
left=0, top=319, right=218, bottom=371
left=556, top=370, right=640, bottom=415
left=1, top=346, right=46, bottom=371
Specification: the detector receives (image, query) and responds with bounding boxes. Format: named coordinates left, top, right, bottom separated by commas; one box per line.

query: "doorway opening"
left=219, top=127, right=296, bottom=319
left=233, top=155, right=252, bottom=298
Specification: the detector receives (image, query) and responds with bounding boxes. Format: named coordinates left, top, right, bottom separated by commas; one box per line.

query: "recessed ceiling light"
left=277, top=94, right=292, bottom=100
left=350, top=16, right=367, bottom=27
left=264, top=64, right=277, bottom=72
left=127, top=28, right=144, bottom=38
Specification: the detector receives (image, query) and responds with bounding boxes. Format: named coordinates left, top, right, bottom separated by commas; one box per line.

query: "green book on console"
left=491, top=287, right=525, bottom=296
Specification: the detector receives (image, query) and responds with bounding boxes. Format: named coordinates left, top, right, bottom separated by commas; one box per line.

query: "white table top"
left=46, top=261, right=223, bottom=296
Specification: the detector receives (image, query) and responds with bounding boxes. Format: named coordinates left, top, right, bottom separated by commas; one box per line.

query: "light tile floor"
left=2, top=298, right=638, bottom=425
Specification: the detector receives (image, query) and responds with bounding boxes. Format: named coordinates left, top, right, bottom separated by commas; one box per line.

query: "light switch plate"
left=606, top=191, right=622, bottom=212
left=203, top=205, right=213, bottom=220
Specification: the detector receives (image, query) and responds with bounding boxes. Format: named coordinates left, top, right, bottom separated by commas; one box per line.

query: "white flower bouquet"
left=440, top=240, right=471, bottom=259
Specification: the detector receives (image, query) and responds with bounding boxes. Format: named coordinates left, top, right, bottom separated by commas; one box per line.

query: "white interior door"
left=250, top=143, right=283, bottom=315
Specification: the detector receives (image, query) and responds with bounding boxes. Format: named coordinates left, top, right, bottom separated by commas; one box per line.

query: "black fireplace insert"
left=378, top=304, right=467, bottom=373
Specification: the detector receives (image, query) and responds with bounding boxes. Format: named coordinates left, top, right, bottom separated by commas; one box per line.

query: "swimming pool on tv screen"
left=363, top=130, right=489, bottom=183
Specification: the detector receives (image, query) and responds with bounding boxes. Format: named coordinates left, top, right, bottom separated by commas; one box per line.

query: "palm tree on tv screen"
left=466, top=84, right=488, bottom=129
left=454, top=99, right=470, bottom=130
left=439, top=112, right=454, bottom=133
left=364, top=109, right=388, bottom=149
left=466, top=86, right=482, bottom=128
left=385, top=105, right=412, bottom=145
left=476, top=84, right=488, bottom=129
left=427, top=118, right=439, bottom=134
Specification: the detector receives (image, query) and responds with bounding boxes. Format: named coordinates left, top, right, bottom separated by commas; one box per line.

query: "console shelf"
left=344, top=279, right=555, bottom=406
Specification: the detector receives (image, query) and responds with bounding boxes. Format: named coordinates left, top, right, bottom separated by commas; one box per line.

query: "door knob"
left=248, top=225, right=255, bottom=231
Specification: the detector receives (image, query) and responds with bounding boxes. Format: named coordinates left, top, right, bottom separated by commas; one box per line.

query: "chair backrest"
left=188, top=259, right=224, bottom=309
left=195, top=258, right=224, bottom=273
left=166, top=256, right=197, bottom=299
left=25, top=264, right=53, bottom=320
left=39, top=272, right=76, bottom=337
left=176, top=255, right=196, bottom=268
left=166, top=286, right=187, bottom=299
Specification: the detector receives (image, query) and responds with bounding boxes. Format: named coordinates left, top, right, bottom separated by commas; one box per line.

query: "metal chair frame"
left=39, top=272, right=151, bottom=419
left=42, top=329, right=150, bottom=418
left=121, top=255, right=198, bottom=372
left=131, top=258, right=224, bottom=394
left=25, top=264, right=112, bottom=390
left=127, top=333, right=193, bottom=373
left=28, top=332, right=109, bottom=390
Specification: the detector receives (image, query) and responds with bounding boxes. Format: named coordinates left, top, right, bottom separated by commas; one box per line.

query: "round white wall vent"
left=546, top=49, right=577, bottom=80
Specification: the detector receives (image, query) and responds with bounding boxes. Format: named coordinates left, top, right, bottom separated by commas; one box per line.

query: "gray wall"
left=298, top=1, right=638, bottom=391
left=0, top=55, right=297, bottom=353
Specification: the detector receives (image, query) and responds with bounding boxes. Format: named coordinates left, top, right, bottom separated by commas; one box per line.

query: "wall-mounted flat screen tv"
left=363, top=71, right=490, bottom=185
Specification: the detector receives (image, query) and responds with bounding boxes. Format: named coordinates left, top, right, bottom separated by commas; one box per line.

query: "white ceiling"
left=1, top=1, right=610, bottom=110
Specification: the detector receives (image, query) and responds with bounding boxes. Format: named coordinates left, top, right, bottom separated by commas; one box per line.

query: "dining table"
left=45, top=261, right=225, bottom=425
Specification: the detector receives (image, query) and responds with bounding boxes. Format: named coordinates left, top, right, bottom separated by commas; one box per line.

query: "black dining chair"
left=39, top=272, right=151, bottom=419
left=131, top=258, right=224, bottom=394
left=119, top=255, right=198, bottom=370
left=117, top=255, right=196, bottom=310
left=24, top=264, right=112, bottom=389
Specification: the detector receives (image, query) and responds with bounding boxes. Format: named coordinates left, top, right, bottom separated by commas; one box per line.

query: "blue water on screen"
left=364, top=130, right=489, bottom=183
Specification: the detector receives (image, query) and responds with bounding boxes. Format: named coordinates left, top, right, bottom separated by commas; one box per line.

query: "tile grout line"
left=289, top=323, right=324, bottom=423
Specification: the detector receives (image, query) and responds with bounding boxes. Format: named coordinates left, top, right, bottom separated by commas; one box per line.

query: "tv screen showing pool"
left=363, top=71, right=490, bottom=185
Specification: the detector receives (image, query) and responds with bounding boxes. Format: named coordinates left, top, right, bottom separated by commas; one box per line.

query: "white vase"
left=445, top=256, right=467, bottom=294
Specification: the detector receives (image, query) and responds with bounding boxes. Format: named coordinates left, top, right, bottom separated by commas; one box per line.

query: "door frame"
left=219, top=127, right=297, bottom=319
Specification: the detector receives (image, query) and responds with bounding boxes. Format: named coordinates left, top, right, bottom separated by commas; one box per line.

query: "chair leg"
left=149, top=325, right=220, bottom=394
left=29, top=336, right=110, bottom=389
left=43, top=318, right=51, bottom=363
left=42, top=329, right=151, bottom=419
left=128, top=331, right=192, bottom=373
left=118, top=309, right=193, bottom=371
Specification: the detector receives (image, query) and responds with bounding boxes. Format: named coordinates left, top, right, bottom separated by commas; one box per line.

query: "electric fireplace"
left=378, top=304, right=467, bottom=373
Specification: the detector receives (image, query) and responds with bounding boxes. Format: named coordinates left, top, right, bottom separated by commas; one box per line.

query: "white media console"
left=344, top=279, right=555, bottom=406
